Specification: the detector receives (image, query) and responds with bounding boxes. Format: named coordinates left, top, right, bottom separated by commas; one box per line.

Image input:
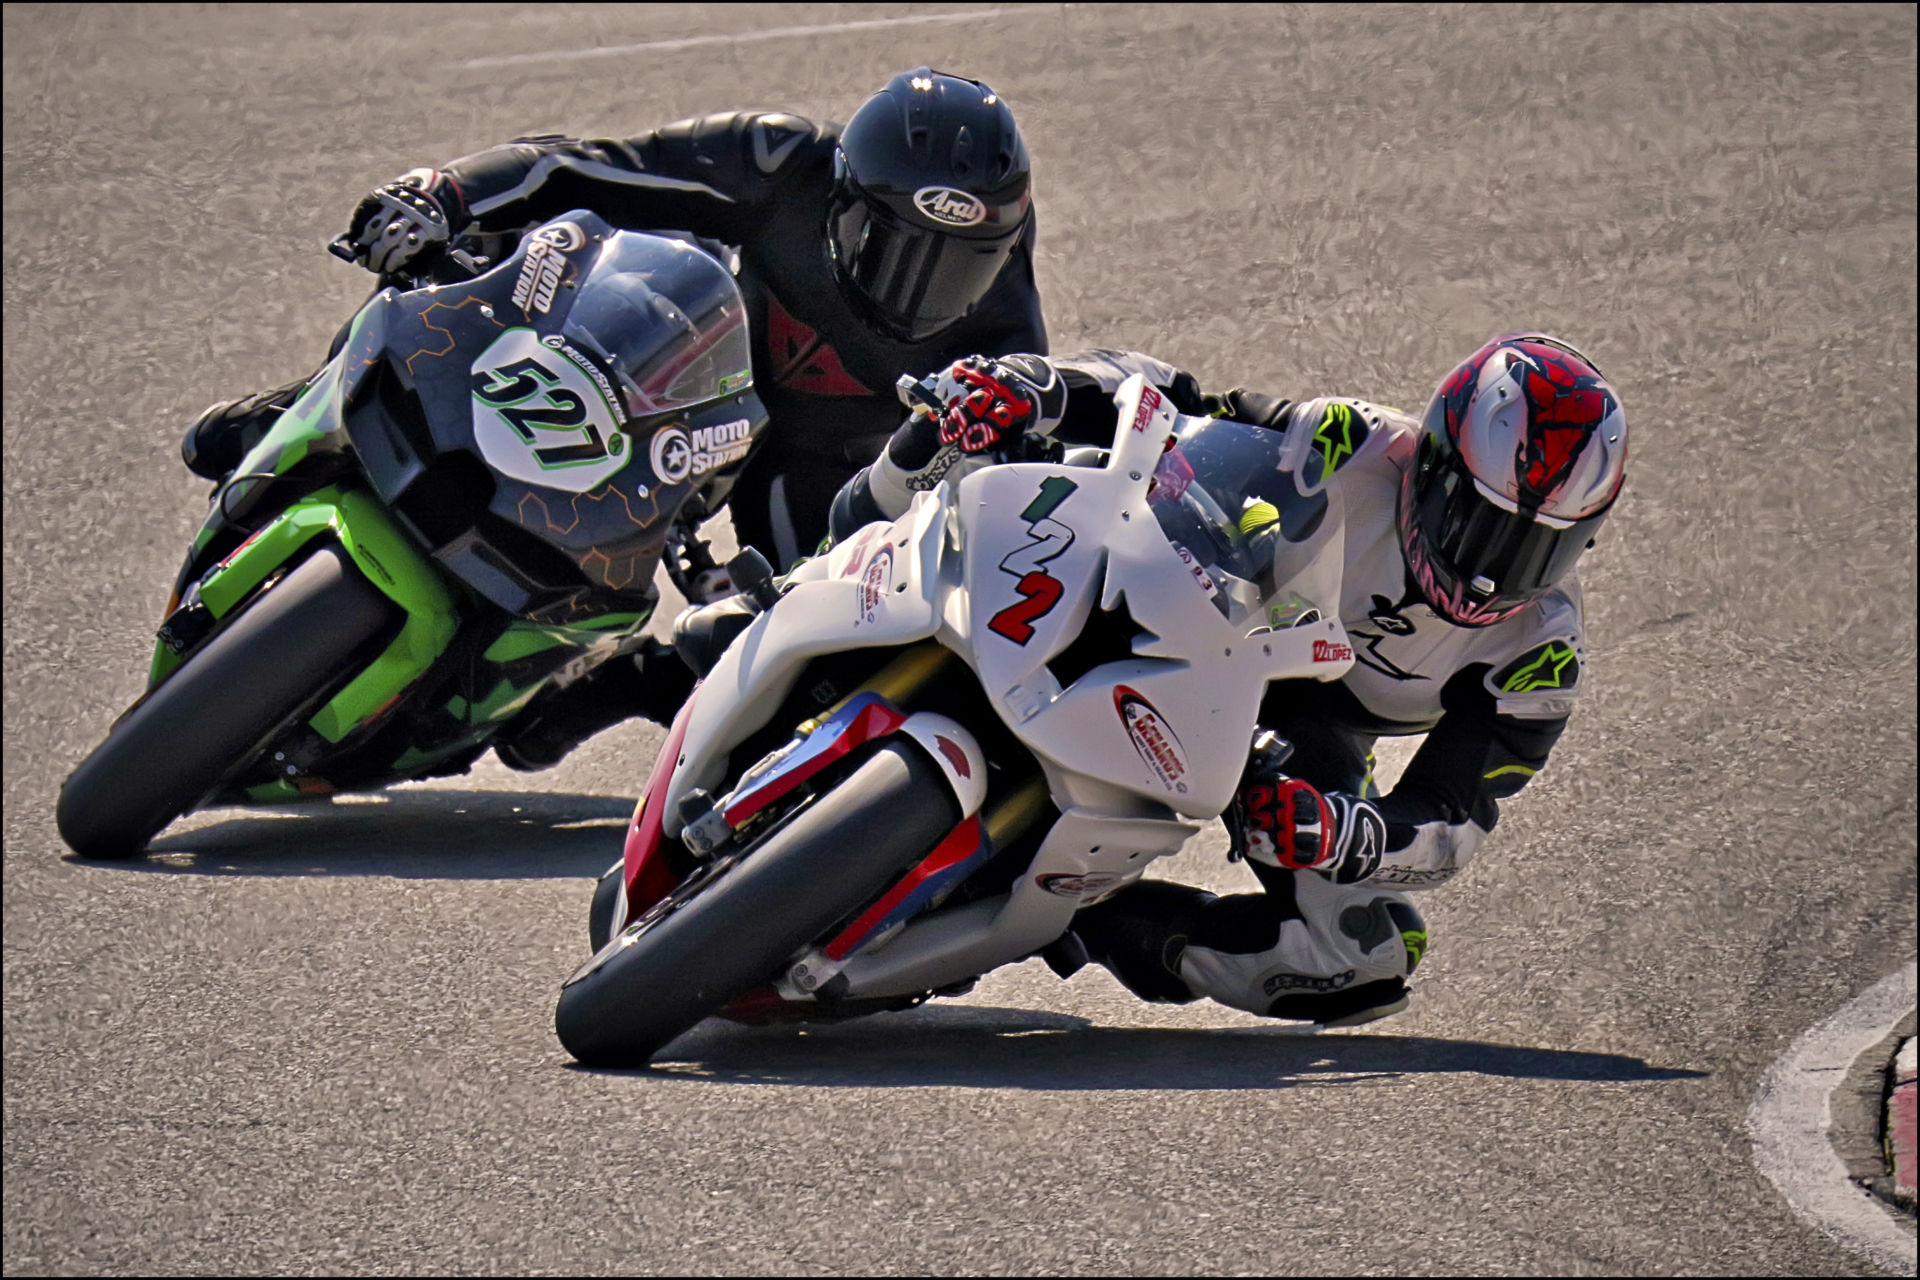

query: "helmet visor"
left=1408, top=453, right=1603, bottom=616
left=829, top=189, right=1021, bottom=340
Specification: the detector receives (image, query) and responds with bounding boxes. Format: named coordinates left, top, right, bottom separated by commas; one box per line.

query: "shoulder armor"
left=1281, top=397, right=1398, bottom=495
left=701, top=111, right=829, bottom=184
left=1480, top=585, right=1587, bottom=719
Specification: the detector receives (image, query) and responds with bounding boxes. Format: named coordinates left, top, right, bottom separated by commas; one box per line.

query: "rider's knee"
left=1181, top=885, right=1428, bottom=1025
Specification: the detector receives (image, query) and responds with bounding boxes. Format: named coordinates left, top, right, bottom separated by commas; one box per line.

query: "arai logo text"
left=913, top=186, right=987, bottom=227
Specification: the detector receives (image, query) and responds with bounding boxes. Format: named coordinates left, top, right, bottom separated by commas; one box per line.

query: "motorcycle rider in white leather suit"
left=818, top=336, right=1628, bottom=1025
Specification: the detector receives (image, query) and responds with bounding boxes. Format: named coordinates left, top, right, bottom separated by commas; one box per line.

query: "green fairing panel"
left=173, top=484, right=460, bottom=743
left=482, top=611, right=649, bottom=663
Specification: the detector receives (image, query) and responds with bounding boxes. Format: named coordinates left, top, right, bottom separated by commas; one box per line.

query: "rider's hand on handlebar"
left=922, top=354, right=1066, bottom=456
left=341, top=169, right=467, bottom=277
left=1226, top=764, right=1388, bottom=885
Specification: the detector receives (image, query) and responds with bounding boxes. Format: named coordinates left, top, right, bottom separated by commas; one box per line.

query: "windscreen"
left=561, top=233, right=753, bottom=419
left=1148, top=416, right=1335, bottom=631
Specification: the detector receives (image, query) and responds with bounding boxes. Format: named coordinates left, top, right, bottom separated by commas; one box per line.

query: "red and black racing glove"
left=1225, top=748, right=1387, bottom=885
left=923, top=354, right=1066, bottom=455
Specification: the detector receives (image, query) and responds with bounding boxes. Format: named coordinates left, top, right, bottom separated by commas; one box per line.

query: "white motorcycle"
left=555, top=375, right=1358, bottom=1066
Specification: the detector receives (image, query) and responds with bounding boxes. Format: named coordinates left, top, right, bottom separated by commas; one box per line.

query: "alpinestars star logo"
left=1349, top=594, right=1426, bottom=682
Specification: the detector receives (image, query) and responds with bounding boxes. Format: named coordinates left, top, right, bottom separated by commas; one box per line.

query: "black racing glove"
left=340, top=168, right=467, bottom=277
left=920, top=354, right=1066, bottom=455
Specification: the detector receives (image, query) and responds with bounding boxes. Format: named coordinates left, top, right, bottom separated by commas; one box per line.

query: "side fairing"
left=954, top=377, right=1357, bottom=819
left=662, top=497, right=947, bottom=824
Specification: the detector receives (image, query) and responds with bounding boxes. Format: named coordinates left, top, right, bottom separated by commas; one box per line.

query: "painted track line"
left=462, top=8, right=1055, bottom=71
left=1748, top=963, right=1919, bottom=1275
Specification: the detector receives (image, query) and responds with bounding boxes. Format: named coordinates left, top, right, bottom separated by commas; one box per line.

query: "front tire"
left=57, top=544, right=398, bottom=858
left=556, top=739, right=960, bottom=1067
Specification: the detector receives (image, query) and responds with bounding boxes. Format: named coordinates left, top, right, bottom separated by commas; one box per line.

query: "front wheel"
left=56, top=544, right=398, bottom=858
left=556, top=739, right=961, bottom=1067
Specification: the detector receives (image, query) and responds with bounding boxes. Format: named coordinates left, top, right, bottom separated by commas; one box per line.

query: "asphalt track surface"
left=4, top=4, right=1915, bottom=1274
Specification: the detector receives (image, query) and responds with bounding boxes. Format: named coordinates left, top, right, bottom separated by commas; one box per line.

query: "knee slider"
left=1335, top=895, right=1429, bottom=977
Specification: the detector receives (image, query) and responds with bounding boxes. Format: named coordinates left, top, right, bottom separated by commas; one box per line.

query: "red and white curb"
left=1893, top=1036, right=1917, bottom=1201
left=1747, top=963, right=1918, bottom=1276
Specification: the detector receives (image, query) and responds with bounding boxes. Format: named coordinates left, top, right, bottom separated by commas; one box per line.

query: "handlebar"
left=327, top=234, right=489, bottom=286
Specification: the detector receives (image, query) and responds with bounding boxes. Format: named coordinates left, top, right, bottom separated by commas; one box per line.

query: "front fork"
left=148, top=484, right=460, bottom=758
left=613, top=643, right=1047, bottom=943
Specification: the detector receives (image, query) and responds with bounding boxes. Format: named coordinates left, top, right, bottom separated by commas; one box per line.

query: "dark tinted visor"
left=829, top=190, right=1021, bottom=340
left=1411, top=456, right=1601, bottom=609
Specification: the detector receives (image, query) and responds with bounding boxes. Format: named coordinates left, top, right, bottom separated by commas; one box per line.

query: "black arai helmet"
left=827, top=68, right=1032, bottom=341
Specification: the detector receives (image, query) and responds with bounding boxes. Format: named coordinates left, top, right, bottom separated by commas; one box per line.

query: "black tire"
left=587, top=858, right=624, bottom=953
left=556, top=739, right=961, bottom=1067
left=56, top=544, right=398, bottom=859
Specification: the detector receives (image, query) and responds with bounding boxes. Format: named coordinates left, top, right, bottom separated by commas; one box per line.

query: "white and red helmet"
left=1399, top=334, right=1627, bottom=626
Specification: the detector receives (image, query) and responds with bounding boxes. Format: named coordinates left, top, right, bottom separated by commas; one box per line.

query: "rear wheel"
left=57, top=544, right=398, bottom=858
left=555, top=739, right=960, bottom=1067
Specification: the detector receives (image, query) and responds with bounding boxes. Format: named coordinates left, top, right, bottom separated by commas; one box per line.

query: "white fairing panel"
left=953, top=376, right=1354, bottom=819
left=664, top=497, right=946, bottom=827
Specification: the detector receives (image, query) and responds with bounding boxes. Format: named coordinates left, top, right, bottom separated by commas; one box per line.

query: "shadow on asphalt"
left=73, top=790, right=630, bottom=879
left=590, top=1005, right=1708, bottom=1090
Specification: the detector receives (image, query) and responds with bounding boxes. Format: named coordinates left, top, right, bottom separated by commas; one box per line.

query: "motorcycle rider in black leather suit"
left=180, top=69, right=1049, bottom=769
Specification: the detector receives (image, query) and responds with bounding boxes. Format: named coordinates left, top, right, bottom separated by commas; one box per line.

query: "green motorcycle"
left=58, top=212, right=764, bottom=858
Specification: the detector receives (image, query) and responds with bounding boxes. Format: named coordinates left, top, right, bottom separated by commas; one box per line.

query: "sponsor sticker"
left=541, top=334, right=626, bottom=426
left=1131, top=384, right=1164, bottom=433
left=647, top=418, right=753, bottom=487
left=1261, top=968, right=1356, bottom=997
left=1036, top=872, right=1123, bottom=899
left=1169, top=542, right=1217, bottom=598
left=913, top=186, right=987, bottom=227
left=1114, top=685, right=1188, bottom=794
left=511, top=222, right=585, bottom=316
left=857, top=545, right=894, bottom=623
left=1312, top=638, right=1353, bottom=663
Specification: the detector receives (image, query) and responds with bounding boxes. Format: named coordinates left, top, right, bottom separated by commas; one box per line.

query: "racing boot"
left=493, top=638, right=697, bottom=772
left=180, top=377, right=314, bottom=481
left=1067, top=879, right=1214, bottom=1004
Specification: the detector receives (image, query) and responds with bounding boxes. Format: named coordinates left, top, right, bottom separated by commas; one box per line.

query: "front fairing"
left=339, top=212, right=765, bottom=619
left=953, top=384, right=1354, bottom=819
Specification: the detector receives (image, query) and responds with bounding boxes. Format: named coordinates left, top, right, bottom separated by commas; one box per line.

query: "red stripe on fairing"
left=720, top=698, right=907, bottom=825
left=824, top=814, right=983, bottom=961
left=620, top=691, right=700, bottom=922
